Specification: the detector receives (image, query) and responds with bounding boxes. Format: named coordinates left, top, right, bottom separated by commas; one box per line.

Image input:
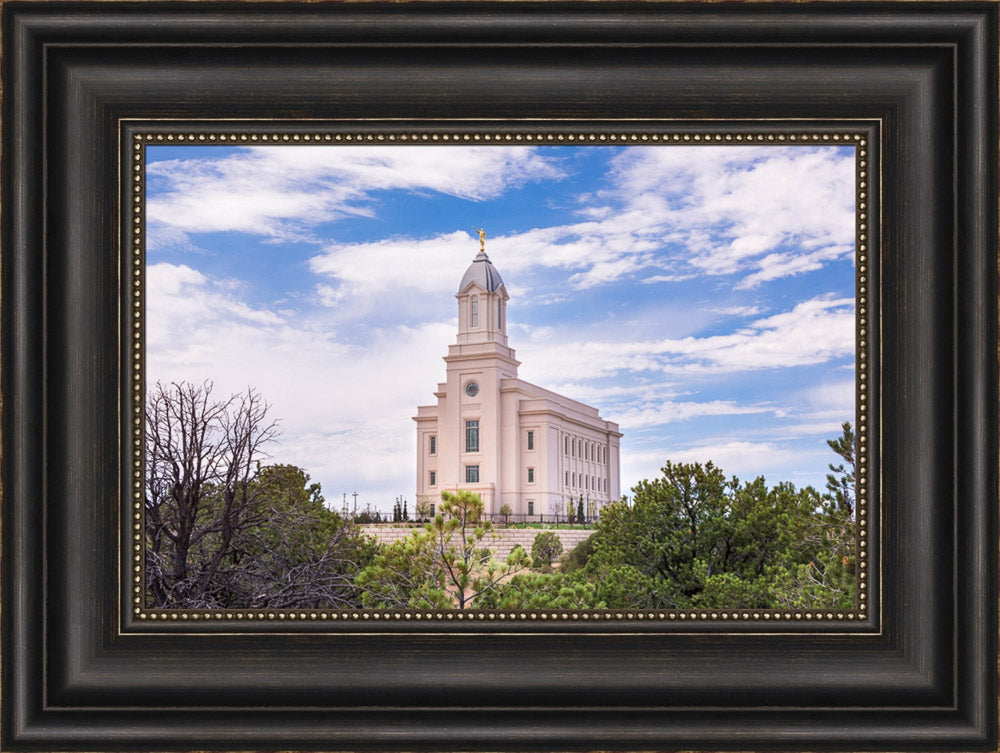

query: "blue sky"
left=145, top=143, right=856, bottom=514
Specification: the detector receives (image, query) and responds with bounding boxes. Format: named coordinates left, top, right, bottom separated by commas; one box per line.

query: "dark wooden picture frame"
left=2, top=2, right=997, bottom=751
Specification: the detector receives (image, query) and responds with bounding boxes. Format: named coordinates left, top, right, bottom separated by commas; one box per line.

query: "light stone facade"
left=414, top=244, right=622, bottom=518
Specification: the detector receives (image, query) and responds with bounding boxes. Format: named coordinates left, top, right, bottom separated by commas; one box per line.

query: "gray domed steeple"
left=458, top=250, right=505, bottom=294
left=458, top=228, right=505, bottom=294
left=454, top=229, right=510, bottom=348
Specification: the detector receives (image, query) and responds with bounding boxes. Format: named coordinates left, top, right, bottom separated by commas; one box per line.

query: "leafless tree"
left=145, top=381, right=376, bottom=609
left=218, top=506, right=371, bottom=609
left=144, top=380, right=278, bottom=608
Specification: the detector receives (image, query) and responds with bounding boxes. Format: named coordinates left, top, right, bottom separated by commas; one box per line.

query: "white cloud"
left=736, top=244, right=854, bottom=289
left=516, top=293, right=854, bottom=383
left=147, top=145, right=855, bottom=303
left=659, top=440, right=801, bottom=475
left=755, top=378, right=856, bottom=441
left=642, top=273, right=698, bottom=284
left=145, top=224, right=208, bottom=254
left=474, top=217, right=663, bottom=284
left=541, top=381, right=681, bottom=403
left=309, top=230, right=476, bottom=305
left=146, top=145, right=563, bottom=243
left=713, top=304, right=764, bottom=317
left=604, top=145, right=856, bottom=286
left=568, top=255, right=648, bottom=289
left=802, top=378, right=856, bottom=415
left=766, top=419, right=852, bottom=440
left=618, top=439, right=829, bottom=494
left=146, top=275, right=854, bottom=508
left=146, top=262, right=455, bottom=505
left=420, top=145, right=854, bottom=294
left=143, top=145, right=859, bottom=507
left=610, top=399, right=774, bottom=429
left=146, top=263, right=286, bottom=367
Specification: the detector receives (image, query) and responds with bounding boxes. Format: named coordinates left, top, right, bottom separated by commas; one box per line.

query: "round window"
left=465, top=382, right=480, bottom=398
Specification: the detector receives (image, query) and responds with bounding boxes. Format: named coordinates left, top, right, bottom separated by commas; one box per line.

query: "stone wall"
left=358, top=525, right=594, bottom=561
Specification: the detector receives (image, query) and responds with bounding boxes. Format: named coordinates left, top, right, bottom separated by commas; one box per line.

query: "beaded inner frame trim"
left=127, top=124, right=874, bottom=628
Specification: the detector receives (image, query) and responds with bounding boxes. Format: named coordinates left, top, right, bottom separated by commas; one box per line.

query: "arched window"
left=471, top=297, right=479, bottom=327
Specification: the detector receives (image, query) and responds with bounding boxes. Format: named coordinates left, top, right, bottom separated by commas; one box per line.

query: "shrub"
left=476, top=571, right=602, bottom=609
left=531, top=531, right=563, bottom=569
left=561, top=534, right=596, bottom=573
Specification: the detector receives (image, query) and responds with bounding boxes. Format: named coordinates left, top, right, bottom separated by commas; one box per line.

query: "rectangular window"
left=429, top=470, right=436, bottom=486
left=528, top=467, right=535, bottom=483
left=429, top=435, right=436, bottom=455
left=565, top=470, right=569, bottom=485
left=465, top=464, right=480, bottom=483
left=564, top=436, right=568, bottom=454
left=527, top=430, right=534, bottom=450
left=465, top=419, right=479, bottom=453
left=430, top=503, right=436, bottom=517
left=572, top=438, right=576, bottom=457
left=572, top=473, right=576, bottom=487
left=527, top=500, right=534, bottom=516
left=471, top=297, right=479, bottom=327
left=585, top=443, right=589, bottom=460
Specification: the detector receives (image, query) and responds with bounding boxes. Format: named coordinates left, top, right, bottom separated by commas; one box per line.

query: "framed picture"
left=3, top=2, right=996, bottom=751
left=140, top=136, right=862, bottom=616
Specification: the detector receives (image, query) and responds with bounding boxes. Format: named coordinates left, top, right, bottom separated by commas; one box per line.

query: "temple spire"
left=476, top=227, right=486, bottom=254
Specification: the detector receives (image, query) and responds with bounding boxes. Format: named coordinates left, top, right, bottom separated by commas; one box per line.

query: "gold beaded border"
left=128, top=127, right=873, bottom=627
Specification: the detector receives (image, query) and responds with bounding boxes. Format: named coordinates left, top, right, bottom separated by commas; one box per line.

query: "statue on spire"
left=476, top=227, right=486, bottom=253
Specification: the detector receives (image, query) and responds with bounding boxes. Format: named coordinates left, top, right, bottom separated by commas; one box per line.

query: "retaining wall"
left=358, top=525, right=594, bottom=561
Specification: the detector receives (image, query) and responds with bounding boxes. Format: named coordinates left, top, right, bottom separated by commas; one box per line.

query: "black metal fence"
left=481, top=512, right=598, bottom=527
left=349, top=512, right=602, bottom=527
left=357, top=513, right=599, bottom=527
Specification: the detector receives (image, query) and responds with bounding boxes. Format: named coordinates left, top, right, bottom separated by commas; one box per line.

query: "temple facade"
left=413, top=234, right=621, bottom=518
